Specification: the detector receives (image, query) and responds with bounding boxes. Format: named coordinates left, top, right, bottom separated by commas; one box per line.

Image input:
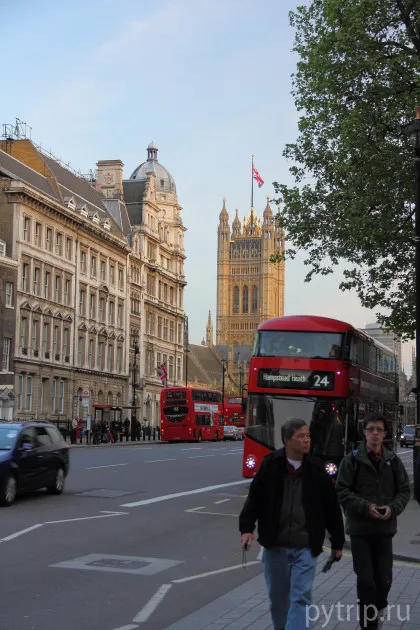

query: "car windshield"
left=0, top=427, right=19, bottom=450
left=403, top=426, right=415, bottom=435
left=253, top=331, right=343, bottom=359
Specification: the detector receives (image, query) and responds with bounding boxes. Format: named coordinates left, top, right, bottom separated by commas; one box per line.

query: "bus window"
left=254, top=331, right=343, bottom=359
left=196, top=414, right=211, bottom=426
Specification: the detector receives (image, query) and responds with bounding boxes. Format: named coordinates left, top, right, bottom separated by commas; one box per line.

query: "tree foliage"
left=274, top=0, right=420, bottom=338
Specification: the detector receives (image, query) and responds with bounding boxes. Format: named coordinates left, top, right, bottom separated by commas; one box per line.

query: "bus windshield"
left=246, top=394, right=349, bottom=459
left=253, top=331, right=343, bottom=360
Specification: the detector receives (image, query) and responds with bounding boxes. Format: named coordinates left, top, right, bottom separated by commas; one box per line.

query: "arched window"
left=116, top=392, right=121, bottom=408
left=242, top=286, right=249, bottom=313
left=107, top=391, right=113, bottom=405
left=98, top=390, right=104, bottom=404
left=233, top=286, right=239, bottom=313
left=251, top=285, right=258, bottom=313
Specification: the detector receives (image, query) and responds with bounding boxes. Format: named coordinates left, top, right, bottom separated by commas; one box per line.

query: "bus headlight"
left=245, top=455, right=257, bottom=470
left=325, top=462, right=338, bottom=476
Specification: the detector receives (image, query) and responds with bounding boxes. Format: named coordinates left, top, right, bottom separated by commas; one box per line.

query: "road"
left=0, top=443, right=415, bottom=630
left=0, top=440, right=261, bottom=630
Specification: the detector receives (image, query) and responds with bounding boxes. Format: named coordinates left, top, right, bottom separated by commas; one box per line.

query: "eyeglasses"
left=364, top=427, right=386, bottom=434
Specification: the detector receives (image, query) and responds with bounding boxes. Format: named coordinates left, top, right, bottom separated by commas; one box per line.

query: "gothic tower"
left=216, top=197, right=285, bottom=345
left=206, top=311, right=214, bottom=346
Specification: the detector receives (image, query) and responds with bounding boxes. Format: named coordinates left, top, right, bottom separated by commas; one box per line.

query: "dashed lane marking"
left=185, top=508, right=238, bottom=517
left=87, top=463, right=129, bottom=470
left=185, top=506, right=205, bottom=512
left=132, top=584, right=172, bottom=623
left=144, top=458, right=177, bottom=463
left=189, top=455, right=216, bottom=459
left=214, top=499, right=230, bottom=504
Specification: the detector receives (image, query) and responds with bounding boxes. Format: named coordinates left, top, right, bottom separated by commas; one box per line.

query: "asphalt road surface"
left=0, top=443, right=415, bottom=630
left=0, top=440, right=261, bottom=630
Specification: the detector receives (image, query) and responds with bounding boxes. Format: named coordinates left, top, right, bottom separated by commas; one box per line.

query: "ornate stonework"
left=216, top=198, right=285, bottom=346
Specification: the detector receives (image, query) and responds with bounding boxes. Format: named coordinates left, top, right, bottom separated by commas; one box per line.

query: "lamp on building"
left=406, top=105, right=420, bottom=494
left=131, top=335, right=140, bottom=441
left=145, top=394, right=151, bottom=406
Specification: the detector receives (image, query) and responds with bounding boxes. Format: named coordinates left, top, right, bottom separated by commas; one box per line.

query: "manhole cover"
left=51, top=554, right=183, bottom=575
left=76, top=489, right=141, bottom=498
left=88, top=558, right=148, bottom=570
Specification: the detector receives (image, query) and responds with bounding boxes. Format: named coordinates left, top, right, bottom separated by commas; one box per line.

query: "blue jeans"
left=263, top=547, right=317, bottom=630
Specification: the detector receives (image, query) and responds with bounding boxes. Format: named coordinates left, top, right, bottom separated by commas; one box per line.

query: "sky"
left=1, top=0, right=414, bottom=373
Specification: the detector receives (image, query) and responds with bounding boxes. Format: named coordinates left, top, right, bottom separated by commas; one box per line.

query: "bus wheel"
left=197, top=433, right=202, bottom=442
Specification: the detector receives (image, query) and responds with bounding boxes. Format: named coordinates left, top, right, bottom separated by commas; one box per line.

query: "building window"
left=5, top=282, right=13, bottom=307
left=169, top=356, right=174, bottom=381
left=88, top=339, right=94, bottom=368
left=242, top=286, right=249, bottom=314
left=89, top=293, right=96, bottom=319
left=33, top=268, right=40, bottom=296
left=53, top=325, right=60, bottom=358
left=251, top=285, right=258, bottom=313
left=107, top=344, right=114, bottom=371
left=55, top=275, right=61, bottom=303
left=56, top=233, right=63, bottom=256
left=35, top=223, right=42, bottom=247
left=78, top=336, right=85, bottom=365
left=158, top=317, right=162, bottom=338
left=66, top=237, right=72, bottom=260
left=164, top=284, right=168, bottom=302
left=99, top=298, right=105, bottom=322
left=170, top=321, right=175, bottom=342
left=18, top=375, right=23, bottom=410
left=26, top=376, right=32, bottom=411
left=116, top=346, right=122, bottom=372
left=164, top=319, right=168, bottom=341
left=22, top=263, right=29, bottom=292
left=32, top=320, right=39, bottom=351
left=177, top=357, right=181, bottom=382
left=79, top=289, right=86, bottom=316
left=118, top=268, right=124, bottom=289
left=44, top=271, right=51, bottom=299
left=80, top=250, right=87, bottom=273
left=23, top=216, right=31, bottom=241
left=43, top=323, right=50, bottom=354
left=46, top=227, right=52, bottom=251
left=2, top=338, right=11, bottom=371
left=65, top=279, right=71, bottom=306
left=117, top=303, right=123, bottom=328
left=170, top=287, right=174, bottom=305
left=109, top=301, right=114, bottom=325
left=90, top=255, right=97, bottom=278
left=52, top=378, right=57, bottom=413
left=100, top=260, right=106, bottom=281
left=233, top=286, right=239, bottom=313
left=178, top=323, right=182, bottom=344
left=59, top=380, right=64, bottom=414
left=63, top=328, right=69, bottom=358
left=109, top=264, right=115, bottom=285
left=98, top=342, right=104, bottom=371
left=20, top=317, right=27, bottom=350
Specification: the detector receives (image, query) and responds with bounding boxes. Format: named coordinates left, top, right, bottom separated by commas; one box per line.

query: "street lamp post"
left=407, top=105, right=420, bottom=494
left=221, top=359, right=227, bottom=424
left=131, top=337, right=139, bottom=441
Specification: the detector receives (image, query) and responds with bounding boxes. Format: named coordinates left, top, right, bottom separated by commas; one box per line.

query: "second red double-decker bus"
left=161, top=387, right=223, bottom=442
left=242, top=315, right=398, bottom=478
left=224, top=396, right=245, bottom=428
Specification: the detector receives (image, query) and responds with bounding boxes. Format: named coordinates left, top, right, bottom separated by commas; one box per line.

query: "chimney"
left=96, top=160, right=124, bottom=199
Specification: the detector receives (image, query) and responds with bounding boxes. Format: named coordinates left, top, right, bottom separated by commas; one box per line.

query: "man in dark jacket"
left=336, top=413, right=410, bottom=629
left=239, top=418, right=344, bottom=630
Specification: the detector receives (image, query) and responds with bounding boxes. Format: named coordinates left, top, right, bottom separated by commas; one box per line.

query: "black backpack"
left=350, top=449, right=399, bottom=492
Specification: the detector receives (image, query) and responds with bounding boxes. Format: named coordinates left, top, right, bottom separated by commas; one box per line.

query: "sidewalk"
left=165, top=549, right=420, bottom=630
left=69, top=438, right=163, bottom=448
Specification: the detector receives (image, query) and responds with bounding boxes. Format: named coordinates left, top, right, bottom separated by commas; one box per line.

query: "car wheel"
left=0, top=474, right=17, bottom=507
left=48, top=467, right=65, bottom=494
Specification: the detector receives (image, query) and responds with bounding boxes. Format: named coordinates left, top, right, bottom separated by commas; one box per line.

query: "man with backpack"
left=336, top=412, right=410, bottom=629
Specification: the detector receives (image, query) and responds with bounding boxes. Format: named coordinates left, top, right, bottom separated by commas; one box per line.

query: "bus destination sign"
left=258, top=369, right=334, bottom=391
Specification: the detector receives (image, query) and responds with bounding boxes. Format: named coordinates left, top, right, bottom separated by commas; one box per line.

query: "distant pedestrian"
left=124, top=417, right=130, bottom=442
left=71, top=418, right=77, bottom=444
left=336, top=412, right=410, bottom=629
left=239, top=418, right=344, bottom=630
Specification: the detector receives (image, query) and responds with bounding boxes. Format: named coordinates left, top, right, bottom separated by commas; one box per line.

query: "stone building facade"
left=216, top=198, right=284, bottom=346
left=0, top=237, right=18, bottom=419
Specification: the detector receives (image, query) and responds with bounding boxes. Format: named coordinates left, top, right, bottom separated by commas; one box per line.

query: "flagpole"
left=251, top=154, right=254, bottom=209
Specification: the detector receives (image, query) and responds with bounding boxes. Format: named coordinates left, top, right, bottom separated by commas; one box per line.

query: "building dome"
left=129, top=143, right=176, bottom=194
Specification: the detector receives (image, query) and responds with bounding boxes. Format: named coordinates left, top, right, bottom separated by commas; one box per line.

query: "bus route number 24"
left=312, top=373, right=331, bottom=389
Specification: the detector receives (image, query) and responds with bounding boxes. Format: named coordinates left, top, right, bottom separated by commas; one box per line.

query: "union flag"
left=157, top=363, right=168, bottom=387
left=252, top=165, right=264, bottom=188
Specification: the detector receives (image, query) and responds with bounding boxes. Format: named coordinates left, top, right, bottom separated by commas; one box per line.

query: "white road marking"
left=189, top=455, right=216, bottom=459
left=257, top=547, right=263, bottom=560
left=144, top=458, right=177, bottom=463
left=121, top=479, right=249, bottom=508
left=181, top=447, right=202, bottom=450
left=0, top=524, right=44, bottom=542
left=221, top=452, right=242, bottom=456
left=131, top=447, right=153, bottom=450
left=87, top=463, right=129, bottom=470
left=132, top=584, right=172, bottom=622
left=214, top=499, right=230, bottom=504
left=44, top=512, right=127, bottom=524
left=172, top=562, right=260, bottom=583
left=99, top=510, right=129, bottom=514
left=112, top=625, right=139, bottom=630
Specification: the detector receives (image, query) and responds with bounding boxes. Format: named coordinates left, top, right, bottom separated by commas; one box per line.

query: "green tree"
left=274, top=0, right=420, bottom=338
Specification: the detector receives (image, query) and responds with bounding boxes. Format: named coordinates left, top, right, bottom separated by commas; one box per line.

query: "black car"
left=0, top=422, right=70, bottom=506
left=400, top=425, right=416, bottom=448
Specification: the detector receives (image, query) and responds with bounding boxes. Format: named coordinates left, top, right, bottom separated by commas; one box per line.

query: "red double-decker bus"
left=161, top=387, right=223, bottom=443
left=242, top=315, right=398, bottom=478
left=224, top=396, right=245, bottom=428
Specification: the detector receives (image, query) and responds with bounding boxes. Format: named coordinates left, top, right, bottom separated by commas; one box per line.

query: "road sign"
left=82, top=398, right=89, bottom=408
left=82, top=389, right=90, bottom=398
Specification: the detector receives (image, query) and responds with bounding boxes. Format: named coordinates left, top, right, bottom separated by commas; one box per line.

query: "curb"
left=69, top=440, right=164, bottom=448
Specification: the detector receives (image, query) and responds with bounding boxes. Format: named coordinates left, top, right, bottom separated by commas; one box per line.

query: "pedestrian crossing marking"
left=214, top=499, right=230, bottom=504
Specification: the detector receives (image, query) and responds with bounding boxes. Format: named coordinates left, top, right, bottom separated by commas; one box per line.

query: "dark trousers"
left=350, top=535, right=393, bottom=629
